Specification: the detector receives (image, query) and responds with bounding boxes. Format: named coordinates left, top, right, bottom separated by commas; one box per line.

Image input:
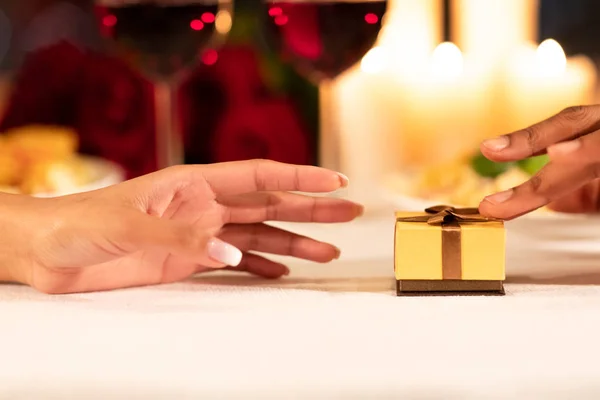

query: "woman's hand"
left=0, top=160, right=362, bottom=294
left=478, top=105, right=600, bottom=219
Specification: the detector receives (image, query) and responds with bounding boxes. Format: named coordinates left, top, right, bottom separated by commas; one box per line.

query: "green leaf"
left=517, top=154, right=549, bottom=175
left=470, top=152, right=513, bottom=178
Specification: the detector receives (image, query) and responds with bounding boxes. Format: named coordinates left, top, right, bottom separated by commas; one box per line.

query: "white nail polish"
left=207, top=238, right=243, bottom=266
left=337, top=172, right=349, bottom=187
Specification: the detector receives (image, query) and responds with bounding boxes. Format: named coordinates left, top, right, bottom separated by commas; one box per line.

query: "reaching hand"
left=0, top=160, right=362, bottom=294
left=478, top=106, right=600, bottom=219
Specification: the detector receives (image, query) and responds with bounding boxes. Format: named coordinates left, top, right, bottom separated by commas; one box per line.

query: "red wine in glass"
left=260, top=0, right=387, bottom=171
left=261, top=0, right=387, bottom=82
left=95, top=0, right=234, bottom=168
left=96, top=1, right=231, bottom=80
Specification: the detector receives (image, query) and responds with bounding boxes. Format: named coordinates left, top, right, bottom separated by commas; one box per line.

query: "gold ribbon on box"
left=396, top=205, right=497, bottom=280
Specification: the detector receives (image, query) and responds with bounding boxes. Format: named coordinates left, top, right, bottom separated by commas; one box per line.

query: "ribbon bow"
left=397, top=205, right=493, bottom=225
left=395, top=205, right=498, bottom=281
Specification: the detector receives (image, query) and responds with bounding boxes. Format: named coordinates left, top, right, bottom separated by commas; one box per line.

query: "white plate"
left=33, top=156, right=125, bottom=197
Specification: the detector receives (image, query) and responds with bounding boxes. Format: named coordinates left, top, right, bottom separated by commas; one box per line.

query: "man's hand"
left=478, top=105, right=600, bottom=219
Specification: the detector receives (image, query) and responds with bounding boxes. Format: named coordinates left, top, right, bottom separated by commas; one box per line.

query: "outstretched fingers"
left=188, top=159, right=349, bottom=196
left=481, top=105, right=600, bottom=162
left=219, top=191, right=363, bottom=224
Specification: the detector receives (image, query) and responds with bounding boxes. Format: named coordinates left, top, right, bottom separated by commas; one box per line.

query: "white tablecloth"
left=2, top=211, right=600, bottom=399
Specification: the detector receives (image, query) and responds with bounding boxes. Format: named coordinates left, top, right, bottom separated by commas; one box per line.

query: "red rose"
left=207, top=45, right=266, bottom=108
left=0, top=41, right=86, bottom=128
left=182, top=44, right=312, bottom=165
left=211, top=98, right=310, bottom=165
left=76, top=50, right=157, bottom=179
left=177, top=59, right=227, bottom=164
left=0, top=40, right=157, bottom=178
left=179, top=45, right=268, bottom=164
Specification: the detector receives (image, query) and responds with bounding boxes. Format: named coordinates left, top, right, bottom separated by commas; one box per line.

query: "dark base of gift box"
left=396, top=280, right=505, bottom=296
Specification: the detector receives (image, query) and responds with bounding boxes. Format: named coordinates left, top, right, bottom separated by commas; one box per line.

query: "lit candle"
left=451, top=0, right=540, bottom=139
left=451, top=0, right=539, bottom=67
left=387, top=42, right=491, bottom=168
left=379, top=0, right=443, bottom=70
left=504, top=39, right=597, bottom=131
left=334, top=0, right=443, bottom=205
left=336, top=47, right=389, bottom=208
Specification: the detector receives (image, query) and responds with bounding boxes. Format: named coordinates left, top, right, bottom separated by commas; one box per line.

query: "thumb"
left=123, top=213, right=243, bottom=268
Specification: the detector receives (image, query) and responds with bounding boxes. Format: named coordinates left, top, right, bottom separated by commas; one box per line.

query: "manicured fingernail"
left=207, top=238, right=242, bottom=267
left=484, top=189, right=513, bottom=205
left=337, top=172, right=349, bottom=187
left=356, top=204, right=365, bottom=216
left=482, top=135, right=510, bottom=151
left=548, top=139, right=581, bottom=157
left=333, top=246, right=341, bottom=259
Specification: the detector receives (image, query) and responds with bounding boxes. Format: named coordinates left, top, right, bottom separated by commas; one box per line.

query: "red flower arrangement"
left=180, top=44, right=311, bottom=166
left=1, top=40, right=312, bottom=179
left=0, top=40, right=157, bottom=179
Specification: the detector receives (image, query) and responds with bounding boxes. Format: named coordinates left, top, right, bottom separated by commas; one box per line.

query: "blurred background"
left=0, top=0, right=598, bottom=210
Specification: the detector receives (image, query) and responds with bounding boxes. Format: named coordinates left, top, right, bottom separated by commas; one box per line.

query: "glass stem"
left=318, top=79, right=341, bottom=172
left=154, top=80, right=184, bottom=169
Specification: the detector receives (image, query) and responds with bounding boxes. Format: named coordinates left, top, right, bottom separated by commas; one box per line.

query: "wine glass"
left=94, top=0, right=234, bottom=169
left=259, top=0, right=388, bottom=171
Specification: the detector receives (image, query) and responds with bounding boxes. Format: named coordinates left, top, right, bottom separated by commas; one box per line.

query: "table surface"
left=3, top=211, right=600, bottom=399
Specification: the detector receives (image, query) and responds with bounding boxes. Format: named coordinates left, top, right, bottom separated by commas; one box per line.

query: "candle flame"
left=536, top=39, right=566, bottom=77
left=431, top=42, right=463, bottom=80
left=361, top=46, right=387, bottom=74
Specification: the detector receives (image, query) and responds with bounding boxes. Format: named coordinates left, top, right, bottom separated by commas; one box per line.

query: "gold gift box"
left=394, top=206, right=505, bottom=296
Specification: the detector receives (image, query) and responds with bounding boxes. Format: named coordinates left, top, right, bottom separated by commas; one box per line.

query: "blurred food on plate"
left=385, top=151, right=550, bottom=208
left=0, top=125, right=93, bottom=195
